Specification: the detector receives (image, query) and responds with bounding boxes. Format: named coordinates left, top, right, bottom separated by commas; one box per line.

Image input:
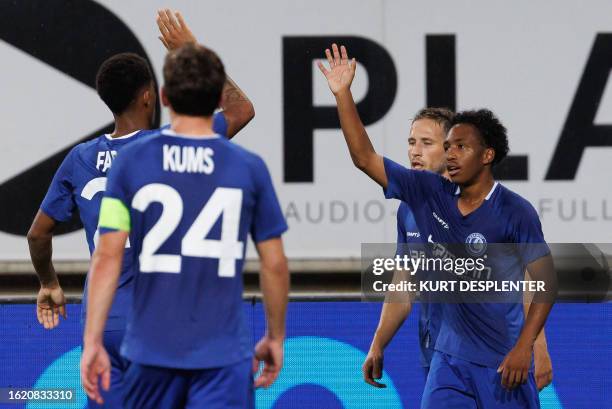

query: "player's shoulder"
left=66, top=134, right=108, bottom=160
left=496, top=184, right=539, bottom=221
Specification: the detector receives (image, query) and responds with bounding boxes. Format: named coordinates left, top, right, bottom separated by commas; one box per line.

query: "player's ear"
left=160, top=86, right=170, bottom=107
left=143, top=89, right=152, bottom=108
left=483, top=147, right=495, bottom=166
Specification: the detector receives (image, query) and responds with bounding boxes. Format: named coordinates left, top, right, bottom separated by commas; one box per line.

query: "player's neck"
left=169, top=114, right=215, bottom=137
left=110, top=113, right=150, bottom=138
left=459, top=172, right=495, bottom=203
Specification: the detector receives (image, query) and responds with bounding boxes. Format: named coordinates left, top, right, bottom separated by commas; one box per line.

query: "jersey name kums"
left=163, top=144, right=215, bottom=174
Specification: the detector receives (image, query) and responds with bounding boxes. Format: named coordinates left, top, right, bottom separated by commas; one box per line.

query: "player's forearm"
left=220, top=75, right=255, bottom=138
left=335, top=89, right=375, bottom=167
left=516, top=303, right=553, bottom=348
left=523, top=302, right=548, bottom=345
left=371, top=302, right=411, bottom=351
left=83, top=249, right=122, bottom=345
left=334, top=90, right=387, bottom=186
left=260, top=256, right=289, bottom=340
left=27, top=224, right=58, bottom=287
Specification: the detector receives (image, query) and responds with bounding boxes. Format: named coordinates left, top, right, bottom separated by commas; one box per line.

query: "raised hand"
left=36, top=284, right=67, bottom=329
left=317, top=44, right=356, bottom=95
left=156, top=9, right=197, bottom=50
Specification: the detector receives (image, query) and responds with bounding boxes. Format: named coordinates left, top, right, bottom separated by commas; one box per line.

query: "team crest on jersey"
left=465, top=233, right=487, bottom=256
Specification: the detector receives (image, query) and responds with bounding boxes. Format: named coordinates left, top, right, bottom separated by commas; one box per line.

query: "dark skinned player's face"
left=444, top=123, right=493, bottom=185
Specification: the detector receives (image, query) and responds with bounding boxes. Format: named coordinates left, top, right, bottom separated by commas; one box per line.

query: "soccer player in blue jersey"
left=80, top=43, right=289, bottom=408
left=362, top=108, right=554, bottom=395
left=319, top=44, right=556, bottom=408
left=362, top=108, right=453, bottom=385
left=27, top=10, right=255, bottom=407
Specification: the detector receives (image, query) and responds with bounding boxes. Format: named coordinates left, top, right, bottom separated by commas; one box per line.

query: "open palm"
left=317, top=44, right=356, bottom=95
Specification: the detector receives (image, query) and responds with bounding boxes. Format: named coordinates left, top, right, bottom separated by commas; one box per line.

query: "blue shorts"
left=122, top=358, right=253, bottom=409
left=87, top=329, right=130, bottom=409
left=422, top=351, right=539, bottom=409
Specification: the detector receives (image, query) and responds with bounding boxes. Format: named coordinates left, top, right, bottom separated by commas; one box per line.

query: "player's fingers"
left=60, top=304, right=67, bottom=319
left=372, top=358, right=383, bottom=379
left=252, top=357, right=260, bottom=374
left=316, top=60, right=329, bottom=76
left=500, top=367, right=509, bottom=389
left=363, top=370, right=386, bottom=388
left=331, top=43, right=341, bottom=64
left=520, top=370, right=528, bottom=385
left=36, top=305, right=43, bottom=325
left=351, top=58, right=357, bottom=72
left=325, top=48, right=334, bottom=67
left=340, top=45, right=349, bottom=64
left=254, top=371, right=271, bottom=388
left=44, top=308, right=53, bottom=329
left=101, top=367, right=111, bottom=391
left=163, top=9, right=178, bottom=32
left=362, top=359, right=372, bottom=379
left=81, top=370, right=97, bottom=401
left=168, top=10, right=182, bottom=31
left=156, top=15, right=169, bottom=37
left=175, top=11, right=187, bottom=30
left=158, top=36, right=170, bottom=50
left=509, top=370, right=519, bottom=389
left=52, top=307, right=59, bottom=328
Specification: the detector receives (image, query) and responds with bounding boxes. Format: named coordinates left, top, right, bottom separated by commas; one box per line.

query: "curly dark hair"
left=451, top=109, right=509, bottom=166
left=96, top=53, right=153, bottom=115
left=163, top=43, right=225, bottom=116
left=413, top=107, right=455, bottom=134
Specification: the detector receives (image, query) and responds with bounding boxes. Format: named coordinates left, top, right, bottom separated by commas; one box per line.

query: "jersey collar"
left=161, top=129, right=220, bottom=140
left=104, top=130, right=140, bottom=140
left=454, top=181, right=499, bottom=200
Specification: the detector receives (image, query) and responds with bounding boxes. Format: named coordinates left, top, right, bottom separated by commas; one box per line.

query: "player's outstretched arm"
left=156, top=9, right=255, bottom=138
left=81, top=231, right=127, bottom=404
left=318, top=44, right=387, bottom=188
left=253, top=238, right=289, bottom=388
left=27, top=210, right=67, bottom=329
left=498, top=254, right=556, bottom=390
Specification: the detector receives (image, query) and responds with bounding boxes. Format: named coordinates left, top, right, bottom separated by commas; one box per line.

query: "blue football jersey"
left=384, top=157, right=549, bottom=368
left=40, top=113, right=228, bottom=330
left=396, top=202, right=441, bottom=368
left=99, top=128, right=288, bottom=369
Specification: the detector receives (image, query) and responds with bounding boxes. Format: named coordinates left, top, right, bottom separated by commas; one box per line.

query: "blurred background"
left=0, top=1, right=611, bottom=408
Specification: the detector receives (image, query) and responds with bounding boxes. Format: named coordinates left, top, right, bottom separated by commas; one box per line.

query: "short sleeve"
left=40, top=148, right=76, bottom=222
left=212, top=111, right=228, bottom=138
left=98, top=150, right=132, bottom=233
left=382, top=157, right=448, bottom=207
left=395, top=204, right=408, bottom=256
left=512, top=204, right=550, bottom=265
left=250, top=157, right=288, bottom=242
